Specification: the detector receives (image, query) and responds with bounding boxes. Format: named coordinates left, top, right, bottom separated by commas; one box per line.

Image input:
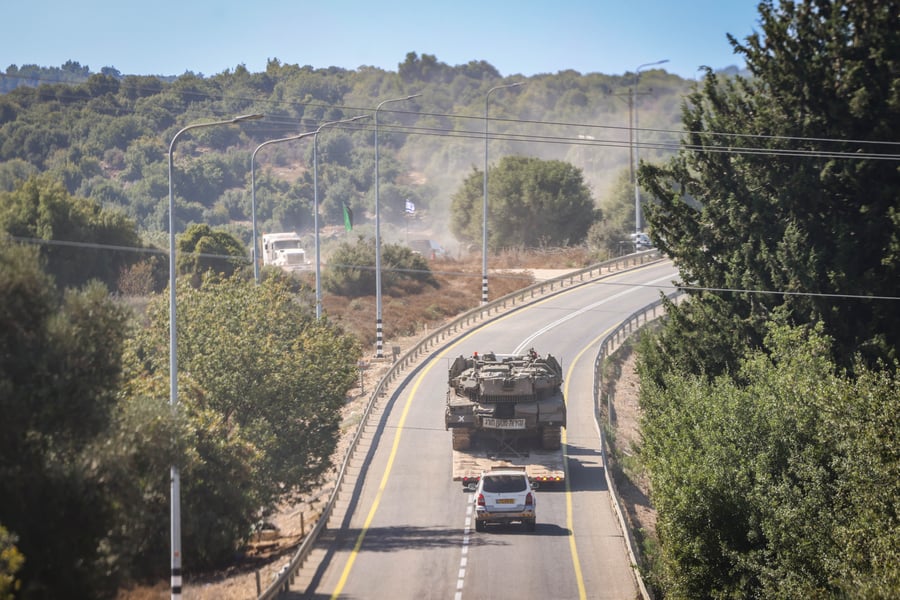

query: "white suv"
left=630, top=231, right=652, bottom=251
left=471, top=468, right=536, bottom=532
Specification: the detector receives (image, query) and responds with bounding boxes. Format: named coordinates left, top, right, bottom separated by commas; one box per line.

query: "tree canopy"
left=641, top=0, right=900, bottom=372
left=0, top=176, right=142, bottom=291
left=0, top=524, right=24, bottom=598
left=639, top=324, right=900, bottom=598
left=450, top=156, right=599, bottom=250
left=131, top=274, right=361, bottom=510
left=0, top=234, right=363, bottom=592
left=1, top=54, right=692, bottom=255
left=176, top=222, right=248, bottom=286
left=0, top=238, right=132, bottom=597
left=635, top=2, right=900, bottom=597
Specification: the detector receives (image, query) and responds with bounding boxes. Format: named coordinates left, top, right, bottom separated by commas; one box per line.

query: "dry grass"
left=322, top=247, right=594, bottom=350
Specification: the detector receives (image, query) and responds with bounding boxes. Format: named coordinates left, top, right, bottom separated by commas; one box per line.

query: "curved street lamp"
left=374, top=94, right=420, bottom=358
left=633, top=59, right=669, bottom=233
left=313, top=114, right=371, bottom=318
left=166, top=112, right=263, bottom=599
left=250, top=131, right=317, bottom=284
left=483, top=82, right=524, bottom=305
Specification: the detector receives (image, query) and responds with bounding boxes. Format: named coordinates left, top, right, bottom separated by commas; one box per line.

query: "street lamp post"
left=633, top=59, right=669, bottom=233
left=374, top=94, right=420, bottom=359
left=313, top=114, right=371, bottom=318
left=251, top=131, right=317, bottom=284
left=483, top=82, right=524, bottom=305
left=166, top=112, right=262, bottom=600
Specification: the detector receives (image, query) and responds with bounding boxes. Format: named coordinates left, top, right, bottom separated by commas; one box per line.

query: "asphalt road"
left=294, top=260, right=678, bottom=600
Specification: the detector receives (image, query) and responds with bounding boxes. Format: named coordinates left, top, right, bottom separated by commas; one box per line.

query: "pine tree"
left=642, top=0, right=900, bottom=371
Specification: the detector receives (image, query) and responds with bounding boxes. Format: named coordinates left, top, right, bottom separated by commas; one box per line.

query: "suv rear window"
left=482, top=475, right=527, bottom=493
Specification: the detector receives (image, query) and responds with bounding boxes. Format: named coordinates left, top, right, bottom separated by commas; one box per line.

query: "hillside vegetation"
left=1, top=53, right=689, bottom=262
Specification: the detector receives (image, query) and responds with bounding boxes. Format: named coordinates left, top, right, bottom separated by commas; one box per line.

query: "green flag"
left=342, top=203, right=353, bottom=231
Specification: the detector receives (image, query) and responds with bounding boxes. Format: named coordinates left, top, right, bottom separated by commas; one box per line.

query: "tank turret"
left=445, top=349, right=566, bottom=451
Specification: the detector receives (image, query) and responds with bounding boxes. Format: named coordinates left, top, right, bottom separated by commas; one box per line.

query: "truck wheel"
left=541, top=426, right=561, bottom=450
left=452, top=428, right=471, bottom=450
left=475, top=519, right=485, bottom=532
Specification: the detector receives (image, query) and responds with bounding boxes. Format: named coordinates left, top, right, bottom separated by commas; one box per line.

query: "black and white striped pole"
left=374, top=94, right=420, bottom=358
left=167, top=113, right=263, bottom=599
left=482, top=82, right=524, bottom=305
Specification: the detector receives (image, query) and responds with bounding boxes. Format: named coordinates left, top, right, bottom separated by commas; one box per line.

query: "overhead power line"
left=5, top=72, right=898, bottom=162
left=8, top=236, right=899, bottom=303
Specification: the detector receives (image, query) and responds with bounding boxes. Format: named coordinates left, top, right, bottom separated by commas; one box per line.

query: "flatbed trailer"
left=452, top=446, right=566, bottom=489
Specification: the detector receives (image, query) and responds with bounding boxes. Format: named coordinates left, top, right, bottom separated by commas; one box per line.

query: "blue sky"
left=4, top=1, right=762, bottom=80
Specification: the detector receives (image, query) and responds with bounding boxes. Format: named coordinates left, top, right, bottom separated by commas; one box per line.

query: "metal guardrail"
left=590, top=290, right=683, bottom=600
left=259, top=249, right=665, bottom=599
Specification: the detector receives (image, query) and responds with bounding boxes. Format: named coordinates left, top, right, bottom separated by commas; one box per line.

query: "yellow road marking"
left=330, top=264, right=657, bottom=598
left=562, top=325, right=617, bottom=600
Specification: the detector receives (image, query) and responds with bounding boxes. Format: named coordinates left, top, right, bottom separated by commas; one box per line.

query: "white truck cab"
left=261, top=232, right=309, bottom=272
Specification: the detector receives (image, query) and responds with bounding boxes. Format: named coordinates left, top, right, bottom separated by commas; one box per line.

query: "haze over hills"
left=0, top=55, right=703, bottom=254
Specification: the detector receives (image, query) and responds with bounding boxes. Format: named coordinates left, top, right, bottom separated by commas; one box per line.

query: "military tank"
left=445, top=349, right=566, bottom=452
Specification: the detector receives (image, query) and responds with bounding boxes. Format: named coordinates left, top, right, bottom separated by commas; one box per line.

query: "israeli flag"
left=405, top=199, right=415, bottom=214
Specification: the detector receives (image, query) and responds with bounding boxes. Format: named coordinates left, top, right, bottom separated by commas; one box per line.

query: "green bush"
left=324, top=236, right=437, bottom=297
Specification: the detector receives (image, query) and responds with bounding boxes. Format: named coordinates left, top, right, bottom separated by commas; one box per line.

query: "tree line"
left=1, top=54, right=690, bottom=258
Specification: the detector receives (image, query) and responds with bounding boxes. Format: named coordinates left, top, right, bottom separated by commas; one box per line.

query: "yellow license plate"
left=497, top=498, right=514, bottom=504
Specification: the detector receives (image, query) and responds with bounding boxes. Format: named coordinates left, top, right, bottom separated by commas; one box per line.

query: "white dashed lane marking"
left=456, top=495, right=474, bottom=599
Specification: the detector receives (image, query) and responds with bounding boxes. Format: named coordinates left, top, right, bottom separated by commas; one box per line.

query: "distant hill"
left=0, top=54, right=700, bottom=250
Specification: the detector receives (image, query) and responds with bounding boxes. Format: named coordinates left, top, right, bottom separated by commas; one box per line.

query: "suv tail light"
left=477, top=493, right=485, bottom=506
left=525, top=492, right=534, bottom=505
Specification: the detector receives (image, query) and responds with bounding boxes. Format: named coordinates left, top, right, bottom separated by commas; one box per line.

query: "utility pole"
left=633, top=59, right=669, bottom=232
left=613, top=88, right=650, bottom=207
